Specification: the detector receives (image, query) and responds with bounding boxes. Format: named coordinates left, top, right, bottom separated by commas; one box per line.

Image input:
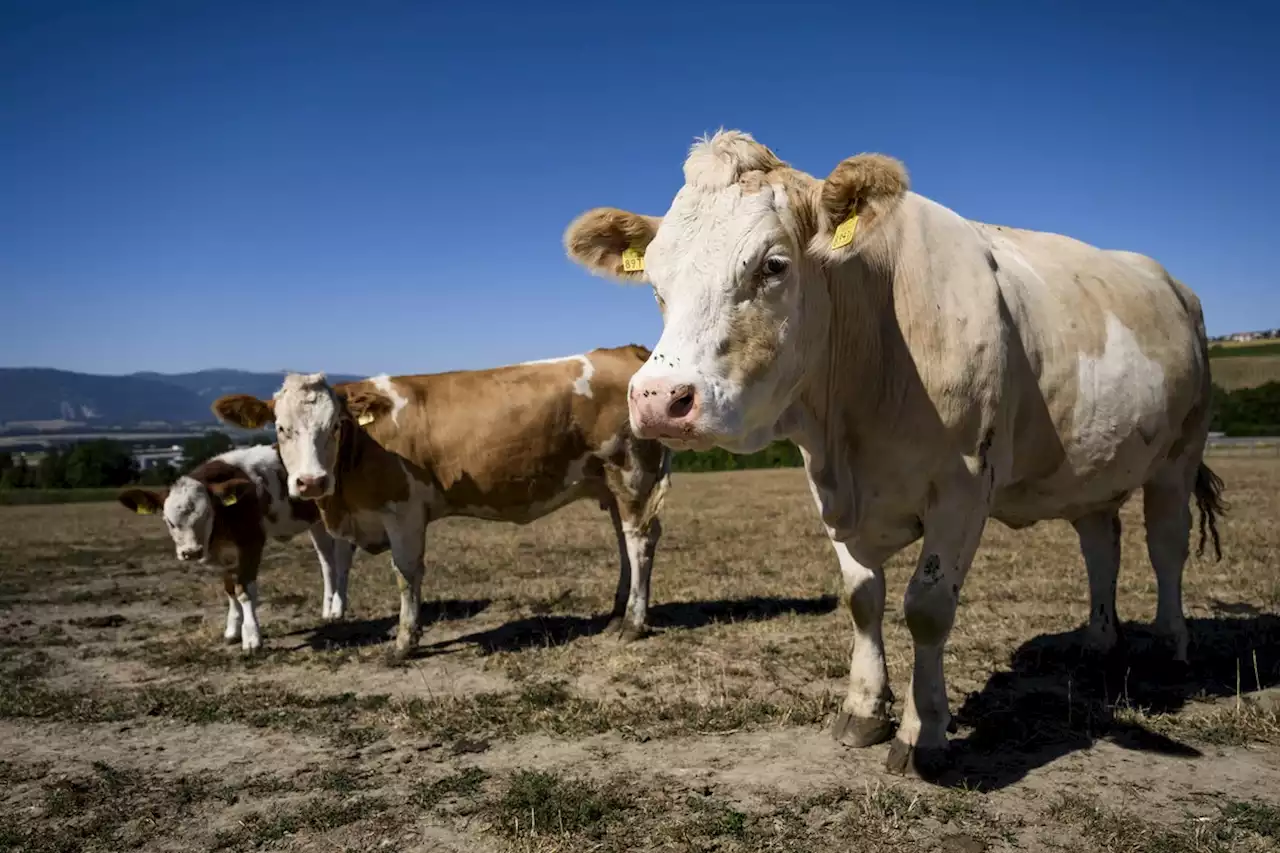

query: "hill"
left=0, top=368, right=363, bottom=431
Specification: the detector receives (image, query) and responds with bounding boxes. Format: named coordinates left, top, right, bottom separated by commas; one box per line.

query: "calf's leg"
left=222, top=572, right=243, bottom=644
left=235, top=541, right=264, bottom=653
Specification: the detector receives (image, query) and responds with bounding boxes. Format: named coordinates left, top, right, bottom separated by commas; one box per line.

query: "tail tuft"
left=1194, top=463, right=1226, bottom=561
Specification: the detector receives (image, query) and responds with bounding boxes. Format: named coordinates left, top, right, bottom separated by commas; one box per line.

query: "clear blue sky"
left=2, top=0, right=1276, bottom=376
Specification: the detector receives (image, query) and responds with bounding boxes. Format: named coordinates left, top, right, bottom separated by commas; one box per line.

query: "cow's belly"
left=992, top=432, right=1170, bottom=526
left=445, top=481, right=596, bottom=525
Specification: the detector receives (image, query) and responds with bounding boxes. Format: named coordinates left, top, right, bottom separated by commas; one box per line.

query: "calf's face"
left=119, top=478, right=253, bottom=562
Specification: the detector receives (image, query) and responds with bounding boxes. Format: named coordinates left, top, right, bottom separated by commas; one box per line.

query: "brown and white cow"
left=211, top=345, right=671, bottom=659
left=563, top=130, right=1225, bottom=775
left=119, top=444, right=356, bottom=651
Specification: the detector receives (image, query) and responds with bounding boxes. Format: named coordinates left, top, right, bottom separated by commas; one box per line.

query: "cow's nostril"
left=667, top=389, right=696, bottom=420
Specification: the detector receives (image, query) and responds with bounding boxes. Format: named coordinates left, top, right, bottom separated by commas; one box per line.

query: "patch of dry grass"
left=0, top=458, right=1278, bottom=851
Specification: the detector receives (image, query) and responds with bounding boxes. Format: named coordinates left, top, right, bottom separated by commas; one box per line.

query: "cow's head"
left=564, top=130, right=907, bottom=452
left=213, top=376, right=393, bottom=500
left=119, top=478, right=253, bottom=562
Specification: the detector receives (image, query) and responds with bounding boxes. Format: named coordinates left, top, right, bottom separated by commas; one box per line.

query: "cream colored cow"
left=563, top=130, right=1225, bottom=776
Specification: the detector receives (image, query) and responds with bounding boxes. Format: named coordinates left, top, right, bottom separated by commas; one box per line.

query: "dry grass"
left=1, top=459, right=1278, bottom=851
left=1210, top=355, right=1280, bottom=390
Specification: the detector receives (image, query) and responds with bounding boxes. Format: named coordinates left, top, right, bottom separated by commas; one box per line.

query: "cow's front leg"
left=383, top=510, right=426, bottom=660
left=606, top=501, right=661, bottom=642
left=222, top=571, right=243, bottom=644
left=235, top=541, right=265, bottom=653
left=887, top=477, right=992, bottom=777
left=309, top=523, right=339, bottom=620
left=831, top=541, right=896, bottom=748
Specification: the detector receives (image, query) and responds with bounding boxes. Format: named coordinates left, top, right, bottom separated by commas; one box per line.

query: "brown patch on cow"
left=817, top=153, right=909, bottom=239
left=563, top=208, right=663, bottom=283
left=212, top=394, right=276, bottom=429
left=721, top=300, right=783, bottom=386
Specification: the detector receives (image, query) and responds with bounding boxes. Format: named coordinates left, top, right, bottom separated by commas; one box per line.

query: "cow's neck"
left=315, top=417, right=370, bottom=526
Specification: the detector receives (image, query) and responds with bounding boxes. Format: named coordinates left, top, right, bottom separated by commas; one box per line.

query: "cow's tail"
left=1194, top=462, right=1226, bottom=561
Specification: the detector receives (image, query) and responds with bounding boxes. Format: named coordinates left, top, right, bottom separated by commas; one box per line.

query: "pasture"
left=1, top=460, right=1278, bottom=852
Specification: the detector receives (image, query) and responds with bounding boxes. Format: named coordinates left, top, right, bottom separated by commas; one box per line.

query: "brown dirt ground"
left=1, top=456, right=1278, bottom=852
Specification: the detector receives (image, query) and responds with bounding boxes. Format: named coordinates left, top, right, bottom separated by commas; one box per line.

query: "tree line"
left=0, top=432, right=269, bottom=491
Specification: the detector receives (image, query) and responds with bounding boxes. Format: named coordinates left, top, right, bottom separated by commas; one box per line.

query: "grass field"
left=1, top=462, right=1278, bottom=852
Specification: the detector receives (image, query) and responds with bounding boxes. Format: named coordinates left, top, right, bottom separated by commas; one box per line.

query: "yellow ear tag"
left=621, top=247, right=645, bottom=273
left=830, top=213, right=859, bottom=250
left=135, top=506, right=154, bottom=515
left=357, top=412, right=376, bottom=427
left=221, top=493, right=238, bottom=507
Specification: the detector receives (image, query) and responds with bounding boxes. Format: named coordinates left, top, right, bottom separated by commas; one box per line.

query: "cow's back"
left=349, top=345, right=647, bottom=516
left=976, top=223, right=1210, bottom=522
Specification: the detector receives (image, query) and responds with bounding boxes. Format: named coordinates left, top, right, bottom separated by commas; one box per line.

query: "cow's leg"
left=603, top=441, right=669, bottom=642
left=383, top=510, right=426, bottom=660
left=612, top=509, right=661, bottom=643
left=887, top=476, right=992, bottom=777
left=308, top=523, right=339, bottom=620
left=1072, top=509, right=1123, bottom=654
left=606, top=501, right=631, bottom=632
left=222, top=571, right=243, bottom=644
left=831, top=541, right=896, bottom=748
left=1143, top=474, right=1193, bottom=663
left=328, top=537, right=355, bottom=621
left=235, top=542, right=264, bottom=653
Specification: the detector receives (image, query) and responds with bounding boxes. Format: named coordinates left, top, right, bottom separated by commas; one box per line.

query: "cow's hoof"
left=604, top=616, right=648, bottom=643
left=223, top=634, right=240, bottom=646
left=884, top=738, right=950, bottom=779
left=831, top=711, right=895, bottom=748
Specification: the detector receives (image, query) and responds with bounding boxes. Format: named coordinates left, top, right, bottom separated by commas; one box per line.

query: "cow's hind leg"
left=1072, top=509, right=1123, bottom=655
left=830, top=541, right=895, bottom=748
left=1143, top=472, right=1194, bottom=663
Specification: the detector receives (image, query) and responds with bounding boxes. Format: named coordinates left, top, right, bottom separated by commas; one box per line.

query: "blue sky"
left=2, top=0, right=1276, bottom=376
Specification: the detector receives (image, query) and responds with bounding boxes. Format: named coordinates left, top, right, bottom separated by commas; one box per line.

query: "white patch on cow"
left=238, top=582, right=261, bottom=651
left=224, top=592, right=243, bottom=641
left=370, top=374, right=409, bottom=425
left=163, top=476, right=214, bottom=560
left=1073, top=313, right=1167, bottom=457
left=273, top=373, right=341, bottom=498
left=572, top=355, right=594, bottom=398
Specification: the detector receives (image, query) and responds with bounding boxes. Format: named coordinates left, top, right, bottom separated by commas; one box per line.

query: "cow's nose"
left=178, top=548, right=202, bottom=561
left=295, top=475, right=329, bottom=498
left=629, top=379, right=700, bottom=438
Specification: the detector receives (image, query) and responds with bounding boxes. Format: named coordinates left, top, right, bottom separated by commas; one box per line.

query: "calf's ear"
left=564, top=208, right=662, bottom=284
left=212, top=394, right=276, bottom=429
left=809, top=153, right=909, bottom=264
left=341, top=387, right=395, bottom=428
left=119, top=488, right=165, bottom=515
left=208, top=478, right=255, bottom=507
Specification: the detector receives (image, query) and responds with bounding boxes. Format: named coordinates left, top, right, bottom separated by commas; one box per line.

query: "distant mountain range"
left=0, top=368, right=364, bottom=431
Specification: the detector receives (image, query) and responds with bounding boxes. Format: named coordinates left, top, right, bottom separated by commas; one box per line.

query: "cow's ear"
left=341, top=387, right=395, bottom=428
left=208, top=478, right=255, bottom=507
left=212, top=394, right=276, bottom=429
left=809, top=154, right=909, bottom=264
left=119, top=488, right=165, bottom=515
left=564, top=208, right=661, bottom=284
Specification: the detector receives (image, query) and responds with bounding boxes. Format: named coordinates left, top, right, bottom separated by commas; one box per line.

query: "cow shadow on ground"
left=290, top=598, right=493, bottom=651
left=420, top=594, right=840, bottom=656
left=930, top=610, right=1280, bottom=791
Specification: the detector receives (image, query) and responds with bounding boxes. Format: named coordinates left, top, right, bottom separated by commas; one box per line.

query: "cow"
left=561, top=130, right=1225, bottom=776
left=210, top=345, right=671, bottom=660
left=118, top=444, right=356, bottom=651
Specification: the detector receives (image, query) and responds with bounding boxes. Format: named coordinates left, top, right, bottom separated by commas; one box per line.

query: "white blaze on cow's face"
left=163, top=477, right=215, bottom=561
left=635, top=177, right=810, bottom=451
left=273, top=373, right=342, bottom=499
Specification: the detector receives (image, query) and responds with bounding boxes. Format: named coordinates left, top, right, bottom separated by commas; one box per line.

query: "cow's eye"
left=762, top=256, right=790, bottom=278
